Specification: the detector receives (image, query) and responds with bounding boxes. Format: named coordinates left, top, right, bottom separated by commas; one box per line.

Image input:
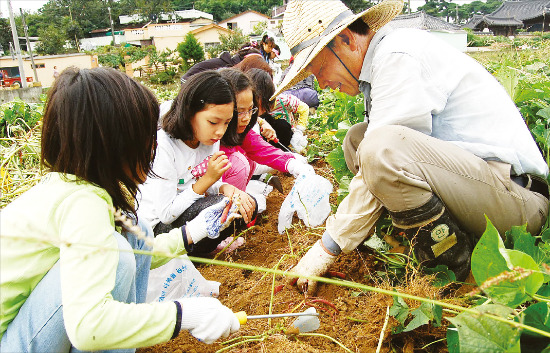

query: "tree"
left=459, top=0, right=503, bottom=22
left=194, top=0, right=280, bottom=22
left=418, top=0, right=452, bottom=19
left=342, top=0, right=376, bottom=13
left=251, top=21, right=267, bottom=36
left=35, top=25, right=67, bottom=55
left=28, top=0, right=125, bottom=54
left=177, top=33, right=205, bottom=70
left=0, top=19, right=11, bottom=55
left=218, top=28, right=249, bottom=53
left=119, top=0, right=173, bottom=23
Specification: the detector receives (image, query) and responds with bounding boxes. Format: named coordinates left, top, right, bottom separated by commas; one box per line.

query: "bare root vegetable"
left=220, top=199, right=233, bottom=224
left=327, top=271, right=346, bottom=279
left=274, top=284, right=285, bottom=294
left=305, top=297, right=339, bottom=322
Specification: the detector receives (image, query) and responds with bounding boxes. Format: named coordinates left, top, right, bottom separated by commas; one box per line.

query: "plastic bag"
left=278, top=173, right=333, bottom=233
left=146, top=255, right=220, bottom=302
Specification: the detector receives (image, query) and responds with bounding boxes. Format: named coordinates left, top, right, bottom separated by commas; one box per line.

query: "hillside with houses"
left=1, top=0, right=549, bottom=89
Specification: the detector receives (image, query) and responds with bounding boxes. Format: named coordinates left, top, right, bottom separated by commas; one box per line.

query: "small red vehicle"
left=0, top=69, right=33, bottom=88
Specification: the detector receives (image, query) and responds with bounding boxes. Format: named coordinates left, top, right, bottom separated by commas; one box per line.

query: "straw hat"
left=273, top=0, right=403, bottom=98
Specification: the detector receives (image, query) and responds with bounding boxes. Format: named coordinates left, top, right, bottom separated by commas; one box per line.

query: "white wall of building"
left=80, top=34, right=126, bottom=51
left=219, top=11, right=270, bottom=35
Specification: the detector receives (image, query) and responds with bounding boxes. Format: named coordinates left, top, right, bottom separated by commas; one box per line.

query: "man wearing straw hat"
left=278, top=0, right=549, bottom=294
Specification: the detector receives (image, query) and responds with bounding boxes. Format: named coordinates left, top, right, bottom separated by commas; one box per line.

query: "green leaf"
left=404, top=306, right=431, bottom=332
left=447, top=326, right=460, bottom=353
left=424, top=264, right=456, bottom=287
left=389, top=295, right=409, bottom=325
left=498, top=249, right=545, bottom=306
left=403, top=302, right=442, bottom=332
left=472, top=218, right=510, bottom=285
left=506, top=225, right=538, bottom=258
left=522, top=302, right=550, bottom=337
left=336, top=175, right=351, bottom=204
left=537, top=106, right=550, bottom=121
left=472, top=218, right=544, bottom=307
left=326, top=146, right=353, bottom=184
left=537, top=284, right=550, bottom=297
left=506, top=225, right=550, bottom=281
left=334, top=128, right=349, bottom=143
left=541, top=228, right=550, bottom=243
left=326, top=146, right=347, bottom=172
left=448, top=304, right=521, bottom=352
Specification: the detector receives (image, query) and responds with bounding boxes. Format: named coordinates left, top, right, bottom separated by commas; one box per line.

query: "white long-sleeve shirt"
left=360, top=25, right=548, bottom=178
left=137, top=129, right=226, bottom=227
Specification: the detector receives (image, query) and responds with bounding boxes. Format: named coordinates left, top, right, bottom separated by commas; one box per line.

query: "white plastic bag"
left=278, top=173, right=333, bottom=233
left=146, top=255, right=220, bottom=302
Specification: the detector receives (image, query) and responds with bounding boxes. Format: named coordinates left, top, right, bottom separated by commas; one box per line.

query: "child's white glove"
left=185, top=197, right=240, bottom=244
left=287, top=158, right=314, bottom=178
left=176, top=297, right=240, bottom=344
left=290, top=128, right=308, bottom=153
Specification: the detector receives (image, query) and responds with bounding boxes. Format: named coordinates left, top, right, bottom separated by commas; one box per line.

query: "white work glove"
left=292, top=152, right=308, bottom=164
left=287, top=158, right=315, bottom=178
left=289, top=240, right=337, bottom=295
left=177, top=297, right=240, bottom=344
left=290, top=127, right=308, bottom=153
left=185, top=197, right=240, bottom=244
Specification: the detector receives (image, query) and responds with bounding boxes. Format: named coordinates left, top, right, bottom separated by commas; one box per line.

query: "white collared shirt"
left=359, top=25, right=548, bottom=177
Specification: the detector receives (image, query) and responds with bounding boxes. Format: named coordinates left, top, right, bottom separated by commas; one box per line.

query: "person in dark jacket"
left=180, top=44, right=260, bottom=84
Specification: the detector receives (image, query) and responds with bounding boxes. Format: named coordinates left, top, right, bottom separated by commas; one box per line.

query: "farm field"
left=2, top=38, right=550, bottom=352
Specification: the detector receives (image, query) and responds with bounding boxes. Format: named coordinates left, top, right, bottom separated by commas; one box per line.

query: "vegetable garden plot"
left=138, top=171, right=453, bottom=353
left=3, top=41, right=550, bottom=352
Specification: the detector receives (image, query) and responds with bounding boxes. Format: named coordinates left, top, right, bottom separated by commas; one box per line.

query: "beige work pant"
left=329, top=123, right=549, bottom=253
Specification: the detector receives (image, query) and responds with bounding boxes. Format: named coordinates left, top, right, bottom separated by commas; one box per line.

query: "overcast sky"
left=0, top=0, right=48, bottom=18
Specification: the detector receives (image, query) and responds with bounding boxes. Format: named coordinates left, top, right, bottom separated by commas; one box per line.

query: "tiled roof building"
left=392, top=11, right=463, bottom=31
left=463, top=0, right=550, bottom=35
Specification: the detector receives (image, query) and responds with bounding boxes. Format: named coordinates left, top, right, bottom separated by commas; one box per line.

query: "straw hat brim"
left=272, top=0, right=403, bottom=99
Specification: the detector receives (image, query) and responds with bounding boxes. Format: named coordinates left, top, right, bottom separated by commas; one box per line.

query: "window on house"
left=204, top=42, right=219, bottom=48
left=33, top=63, right=45, bottom=69
left=227, top=22, right=237, bottom=30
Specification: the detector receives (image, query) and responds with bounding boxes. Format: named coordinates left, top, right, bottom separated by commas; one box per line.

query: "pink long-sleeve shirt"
left=221, top=130, right=295, bottom=190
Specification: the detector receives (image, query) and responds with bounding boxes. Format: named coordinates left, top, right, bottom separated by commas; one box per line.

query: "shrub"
left=177, top=33, right=205, bottom=70
left=149, top=69, right=177, bottom=85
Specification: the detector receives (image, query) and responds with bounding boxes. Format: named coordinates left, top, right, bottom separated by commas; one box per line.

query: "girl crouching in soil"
left=0, top=67, right=240, bottom=352
left=137, top=70, right=257, bottom=255
left=218, top=68, right=314, bottom=192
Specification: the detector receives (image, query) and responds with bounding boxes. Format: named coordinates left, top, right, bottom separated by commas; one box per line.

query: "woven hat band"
left=289, top=9, right=354, bottom=57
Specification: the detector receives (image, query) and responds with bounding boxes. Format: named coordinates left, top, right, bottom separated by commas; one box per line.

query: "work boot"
left=389, top=195, right=474, bottom=282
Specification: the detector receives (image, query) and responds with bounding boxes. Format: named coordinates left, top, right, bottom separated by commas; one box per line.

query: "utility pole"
left=108, top=2, right=117, bottom=46
left=408, top=0, right=411, bottom=14
left=20, top=8, right=39, bottom=83
left=7, top=0, right=27, bottom=88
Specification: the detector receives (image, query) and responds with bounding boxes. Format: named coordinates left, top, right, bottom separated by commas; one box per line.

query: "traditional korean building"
left=463, top=0, right=550, bottom=36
